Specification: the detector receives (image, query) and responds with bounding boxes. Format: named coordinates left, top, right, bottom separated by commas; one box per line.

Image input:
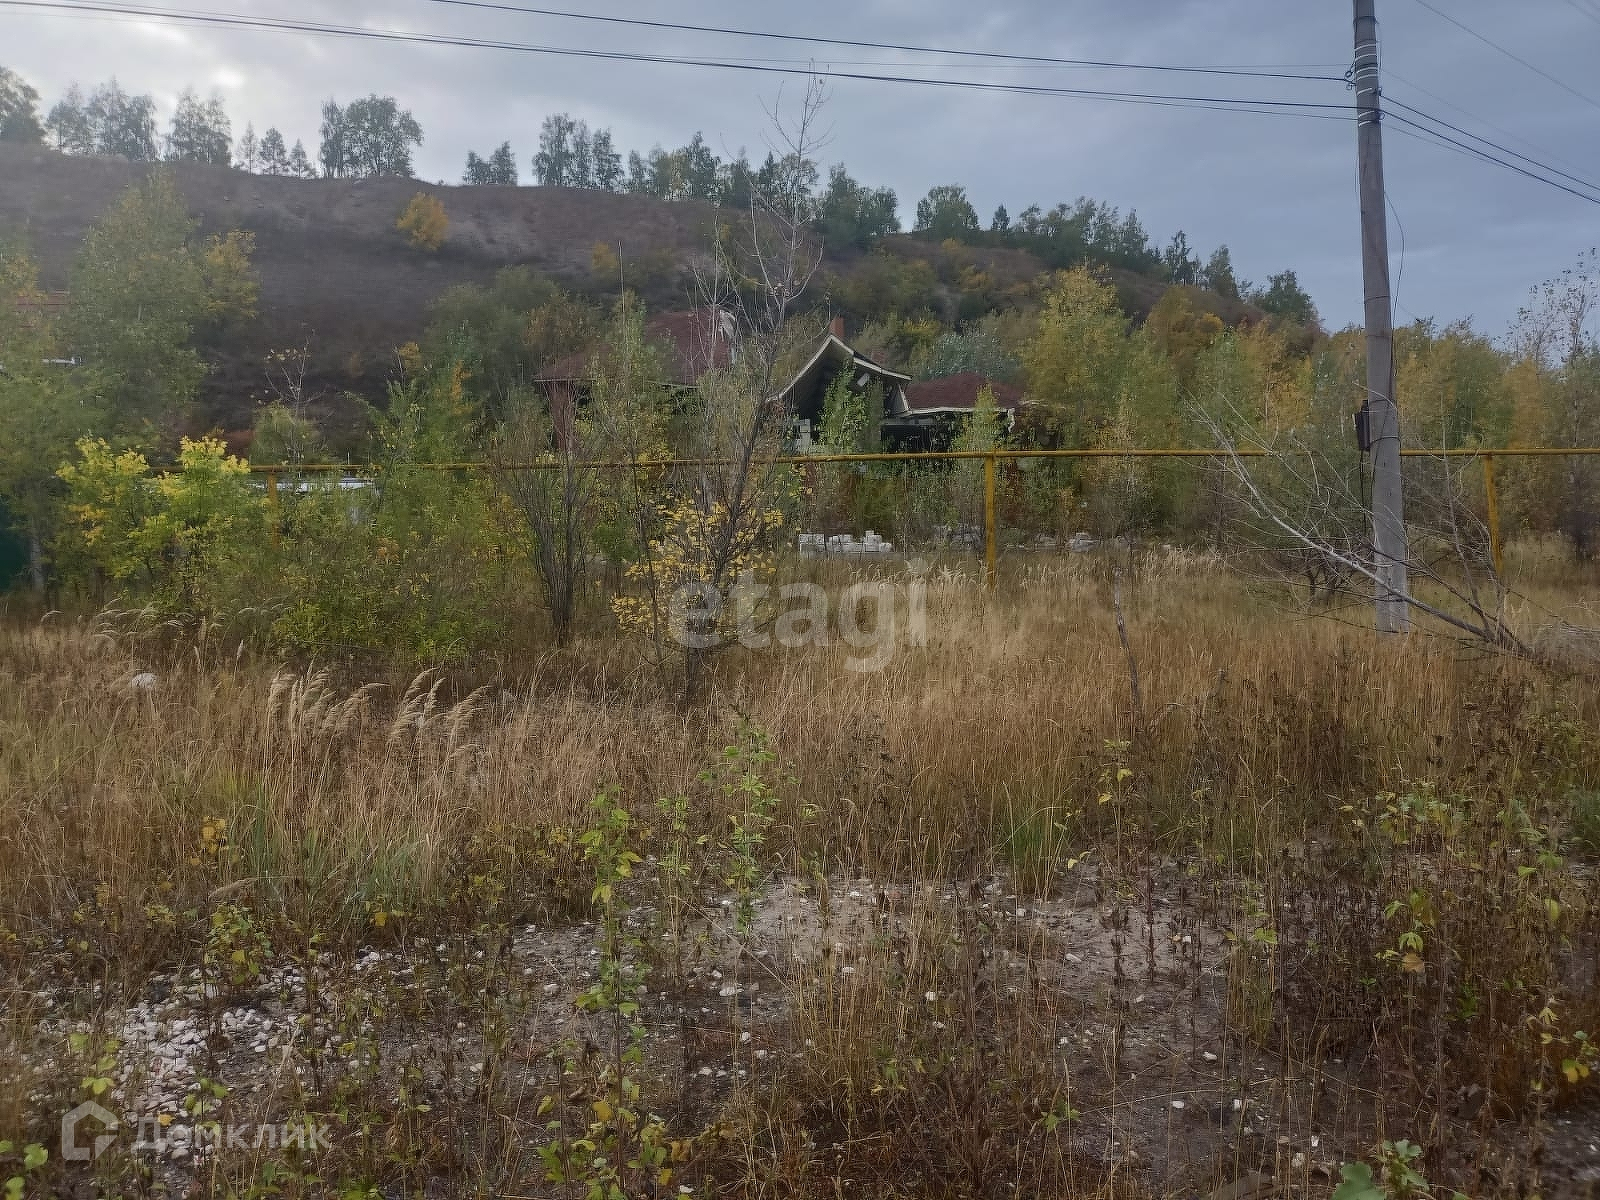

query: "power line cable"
left=413, top=0, right=1348, bottom=82
left=1383, top=96, right=1600, bottom=195
left=0, top=0, right=1358, bottom=119
left=1383, top=67, right=1593, bottom=183
left=1566, top=0, right=1600, bottom=28
left=1405, top=0, right=1600, bottom=113
left=22, top=0, right=1595, bottom=207
left=1384, top=111, right=1600, bottom=205
left=1385, top=190, right=1413, bottom=324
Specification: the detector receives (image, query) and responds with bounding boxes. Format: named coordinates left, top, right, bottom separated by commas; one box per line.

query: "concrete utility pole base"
left=1354, top=0, right=1410, bottom=634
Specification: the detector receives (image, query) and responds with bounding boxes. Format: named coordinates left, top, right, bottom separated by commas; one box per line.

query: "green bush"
left=56, top=435, right=264, bottom=615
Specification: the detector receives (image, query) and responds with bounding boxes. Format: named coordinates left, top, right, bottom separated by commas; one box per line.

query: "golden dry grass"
left=2, top=553, right=1595, bottom=942
left=2, top=552, right=1597, bottom=1198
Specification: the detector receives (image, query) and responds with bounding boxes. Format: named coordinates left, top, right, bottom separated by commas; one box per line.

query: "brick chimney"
left=829, top=316, right=845, bottom=340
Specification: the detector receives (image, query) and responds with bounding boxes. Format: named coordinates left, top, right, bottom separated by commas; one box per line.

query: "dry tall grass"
left=4, top=554, right=1595, bottom=949
left=2, top=551, right=1597, bottom=1197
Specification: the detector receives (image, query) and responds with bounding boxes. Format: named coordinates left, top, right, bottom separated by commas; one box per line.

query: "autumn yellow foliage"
left=397, top=192, right=449, bottom=251
left=612, top=495, right=784, bottom=646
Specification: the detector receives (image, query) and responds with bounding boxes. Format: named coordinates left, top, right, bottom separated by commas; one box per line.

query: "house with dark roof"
left=775, top=317, right=912, bottom=448
left=893, top=372, right=1022, bottom=450
left=533, top=310, right=1015, bottom=452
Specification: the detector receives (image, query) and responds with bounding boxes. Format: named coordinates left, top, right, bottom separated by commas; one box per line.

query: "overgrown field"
left=2, top=552, right=1598, bottom=1199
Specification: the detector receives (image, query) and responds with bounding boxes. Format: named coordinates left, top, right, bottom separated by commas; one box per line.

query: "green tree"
left=754, top=150, right=818, bottom=214
left=625, top=148, right=652, bottom=194
left=272, top=351, right=501, bottom=661
left=949, top=384, right=1007, bottom=527
left=1200, top=245, right=1240, bottom=301
left=165, top=90, right=231, bottom=165
left=914, top=183, right=980, bottom=241
left=718, top=151, right=756, bottom=209
left=287, top=138, right=314, bottom=179
left=237, top=122, right=259, bottom=172
left=1021, top=268, right=1130, bottom=444
left=465, top=142, right=519, bottom=185
left=0, top=65, right=44, bottom=143
left=1250, top=269, right=1319, bottom=327
left=462, top=150, right=492, bottom=185
left=1162, top=230, right=1198, bottom=285
left=0, top=247, right=88, bottom=591
left=990, top=204, right=1011, bottom=235
left=678, top=131, right=721, bottom=200
left=258, top=127, right=290, bottom=175
left=534, top=113, right=584, bottom=186
left=1510, top=249, right=1600, bottom=558
left=320, top=96, right=421, bottom=178
left=590, top=128, right=622, bottom=191
left=1083, top=330, right=1182, bottom=535
left=65, top=172, right=258, bottom=431
left=817, top=164, right=899, bottom=250
left=44, top=84, right=93, bottom=154
left=85, top=79, right=158, bottom=161
left=1394, top=318, right=1512, bottom=449
left=488, top=140, right=518, bottom=185
left=909, top=316, right=1021, bottom=382
left=1146, top=287, right=1225, bottom=384
left=424, top=268, right=593, bottom=420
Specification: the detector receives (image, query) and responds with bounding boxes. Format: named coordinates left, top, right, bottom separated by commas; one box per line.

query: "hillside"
left=0, top=144, right=1259, bottom=436
left=0, top=144, right=728, bottom=429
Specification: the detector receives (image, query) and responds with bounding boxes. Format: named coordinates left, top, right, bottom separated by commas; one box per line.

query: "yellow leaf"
left=657, top=1168, right=673, bottom=1187
left=593, top=1099, right=614, bottom=1123
left=1401, top=952, right=1424, bottom=974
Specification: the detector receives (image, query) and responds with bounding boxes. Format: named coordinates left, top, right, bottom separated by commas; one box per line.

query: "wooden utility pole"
left=1354, top=0, right=1409, bottom=632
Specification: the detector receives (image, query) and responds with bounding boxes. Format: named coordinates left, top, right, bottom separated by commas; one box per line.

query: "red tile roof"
left=904, top=372, right=1023, bottom=412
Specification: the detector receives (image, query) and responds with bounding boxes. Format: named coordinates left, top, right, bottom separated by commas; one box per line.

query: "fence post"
left=1482, top=453, right=1503, bottom=577
left=984, top=451, right=997, bottom=591
left=266, top=471, right=280, bottom=550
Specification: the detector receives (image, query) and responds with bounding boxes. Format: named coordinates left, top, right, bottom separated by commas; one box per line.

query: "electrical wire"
left=1385, top=190, right=1415, bottom=325
left=1405, top=0, right=1600, bottom=114
left=1383, top=67, right=1593, bottom=183
left=1384, top=112, right=1600, bottom=205
left=15, top=0, right=1596, bottom=212
left=1567, top=0, right=1600, bottom=26
left=413, top=0, right=1348, bottom=82
left=0, top=0, right=1359, bottom=120
left=1383, top=97, right=1600, bottom=196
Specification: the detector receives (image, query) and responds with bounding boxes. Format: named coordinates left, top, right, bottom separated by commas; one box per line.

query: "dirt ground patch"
left=14, top=865, right=1596, bottom=1198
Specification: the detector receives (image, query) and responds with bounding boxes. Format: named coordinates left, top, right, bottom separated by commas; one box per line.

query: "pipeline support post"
left=984, top=451, right=997, bottom=591
left=1483, top=453, right=1503, bottom=577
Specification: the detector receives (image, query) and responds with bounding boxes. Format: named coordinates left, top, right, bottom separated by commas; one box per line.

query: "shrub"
left=396, top=192, right=448, bottom=251
left=56, top=435, right=264, bottom=614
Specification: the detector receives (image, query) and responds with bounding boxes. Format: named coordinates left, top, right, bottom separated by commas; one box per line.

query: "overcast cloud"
left=4, top=0, right=1598, bottom=333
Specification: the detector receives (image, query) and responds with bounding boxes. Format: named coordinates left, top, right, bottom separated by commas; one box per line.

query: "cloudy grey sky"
left=5, top=0, right=1598, bottom=333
